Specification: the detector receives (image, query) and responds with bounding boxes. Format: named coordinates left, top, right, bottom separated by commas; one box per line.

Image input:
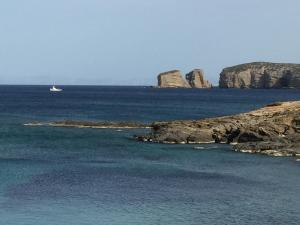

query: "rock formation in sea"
left=186, top=69, right=212, bottom=88
left=219, top=62, right=300, bottom=88
left=157, top=70, right=191, bottom=88
left=157, top=69, right=212, bottom=88
left=135, top=101, right=300, bottom=157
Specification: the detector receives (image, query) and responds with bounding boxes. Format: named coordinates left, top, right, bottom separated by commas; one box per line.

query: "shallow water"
left=0, top=86, right=299, bottom=225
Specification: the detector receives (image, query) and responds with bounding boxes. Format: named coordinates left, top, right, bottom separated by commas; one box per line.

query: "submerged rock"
left=219, top=62, right=300, bottom=89
left=136, top=101, right=300, bottom=157
left=25, top=120, right=150, bottom=129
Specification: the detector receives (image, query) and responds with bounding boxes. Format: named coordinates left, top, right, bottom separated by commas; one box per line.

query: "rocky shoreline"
left=135, top=101, right=300, bottom=157
left=24, top=102, right=300, bottom=158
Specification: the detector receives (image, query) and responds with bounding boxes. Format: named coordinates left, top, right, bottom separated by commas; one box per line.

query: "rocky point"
left=136, top=101, right=300, bottom=157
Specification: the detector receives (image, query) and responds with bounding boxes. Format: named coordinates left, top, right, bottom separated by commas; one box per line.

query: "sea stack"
left=157, top=69, right=212, bottom=88
left=186, top=69, right=212, bottom=88
left=157, top=70, right=191, bottom=88
left=219, top=62, right=300, bottom=89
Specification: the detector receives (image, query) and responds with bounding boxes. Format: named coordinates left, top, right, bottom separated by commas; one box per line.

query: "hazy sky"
left=0, top=0, right=299, bottom=85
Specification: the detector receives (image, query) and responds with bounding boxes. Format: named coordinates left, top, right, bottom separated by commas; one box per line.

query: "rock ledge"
left=135, top=101, right=300, bottom=157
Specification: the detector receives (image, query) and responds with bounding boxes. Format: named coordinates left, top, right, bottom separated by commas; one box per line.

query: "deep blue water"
left=0, top=86, right=299, bottom=225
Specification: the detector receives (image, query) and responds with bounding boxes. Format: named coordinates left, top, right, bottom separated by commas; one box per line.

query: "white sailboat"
left=50, top=85, right=63, bottom=92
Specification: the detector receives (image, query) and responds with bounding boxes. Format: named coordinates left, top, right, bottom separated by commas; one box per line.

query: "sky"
left=0, top=0, right=299, bottom=85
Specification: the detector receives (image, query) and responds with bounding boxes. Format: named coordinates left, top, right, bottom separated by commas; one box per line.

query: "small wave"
left=193, top=146, right=205, bottom=150
left=24, top=123, right=46, bottom=126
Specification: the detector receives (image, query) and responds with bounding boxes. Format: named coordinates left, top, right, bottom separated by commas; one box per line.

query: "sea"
left=0, top=85, right=299, bottom=225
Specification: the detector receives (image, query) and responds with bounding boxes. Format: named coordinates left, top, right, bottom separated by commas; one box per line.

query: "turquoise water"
left=0, top=86, right=299, bottom=225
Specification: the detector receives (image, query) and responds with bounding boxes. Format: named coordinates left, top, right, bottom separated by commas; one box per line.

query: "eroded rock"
left=219, top=62, right=300, bottom=89
left=157, top=69, right=212, bottom=88
left=186, top=69, right=212, bottom=88
left=157, top=70, right=191, bottom=88
left=136, top=101, right=300, bottom=157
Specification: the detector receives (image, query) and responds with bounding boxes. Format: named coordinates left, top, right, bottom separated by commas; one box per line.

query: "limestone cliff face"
left=157, top=70, right=191, bottom=88
left=157, top=69, right=212, bottom=88
left=219, top=62, right=300, bottom=88
left=186, top=69, right=212, bottom=88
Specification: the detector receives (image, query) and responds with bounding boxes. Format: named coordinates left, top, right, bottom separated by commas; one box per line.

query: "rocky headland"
left=219, top=62, right=300, bottom=89
left=157, top=69, right=212, bottom=88
left=24, top=102, right=300, bottom=158
left=135, top=101, right=300, bottom=157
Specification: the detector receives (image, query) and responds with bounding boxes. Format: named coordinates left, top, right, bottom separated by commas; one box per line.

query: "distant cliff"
left=219, top=62, right=300, bottom=89
left=157, top=69, right=212, bottom=88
